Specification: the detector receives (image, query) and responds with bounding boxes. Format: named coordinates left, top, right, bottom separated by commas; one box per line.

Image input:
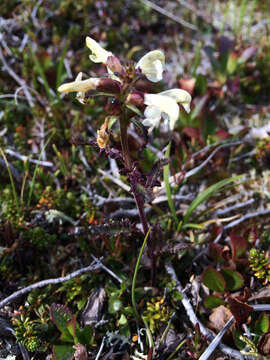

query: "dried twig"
left=194, top=207, right=270, bottom=264
left=0, top=260, right=101, bottom=309
left=94, top=336, right=106, bottom=360
left=167, top=262, right=270, bottom=360
left=153, top=141, right=244, bottom=196
left=98, top=169, right=130, bottom=192
left=5, top=149, right=53, bottom=167
left=108, top=207, right=151, bottom=219
left=90, top=255, right=123, bottom=284
left=165, top=262, right=244, bottom=359
left=0, top=46, right=34, bottom=107
left=129, top=129, right=164, bottom=159
left=222, top=208, right=270, bottom=231
left=199, top=304, right=270, bottom=360
left=214, top=198, right=255, bottom=216
left=184, top=141, right=243, bottom=179
left=0, top=156, right=21, bottom=183
left=198, top=317, right=235, bottom=360
left=139, top=0, right=197, bottom=31
left=94, top=195, right=135, bottom=207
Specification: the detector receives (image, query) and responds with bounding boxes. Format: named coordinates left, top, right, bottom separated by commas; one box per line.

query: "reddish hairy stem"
left=119, top=115, right=149, bottom=235
left=119, top=113, right=156, bottom=284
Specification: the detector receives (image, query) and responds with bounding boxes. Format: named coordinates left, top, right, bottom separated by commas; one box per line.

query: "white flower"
left=143, top=89, right=191, bottom=131
left=135, top=50, right=165, bottom=82
left=86, top=36, right=112, bottom=64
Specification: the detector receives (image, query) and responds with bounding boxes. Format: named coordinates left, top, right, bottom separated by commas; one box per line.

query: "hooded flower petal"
left=143, top=89, right=192, bottom=131
left=144, top=93, right=179, bottom=130
left=86, top=36, right=112, bottom=64
left=142, top=105, right=162, bottom=131
left=136, top=50, right=165, bottom=82
left=160, top=89, right=192, bottom=113
left=58, top=76, right=100, bottom=93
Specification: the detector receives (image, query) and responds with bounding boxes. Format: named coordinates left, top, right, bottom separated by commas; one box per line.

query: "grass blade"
left=0, top=147, right=20, bottom=215
left=131, top=228, right=151, bottom=321
left=29, top=45, right=54, bottom=103
left=182, top=175, right=243, bottom=227
left=56, top=39, right=70, bottom=91
left=27, top=130, right=55, bottom=207
left=163, top=141, right=178, bottom=225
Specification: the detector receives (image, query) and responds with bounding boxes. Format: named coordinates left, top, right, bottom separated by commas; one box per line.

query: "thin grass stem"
left=0, top=147, right=20, bottom=215
left=131, top=228, right=151, bottom=321
left=163, top=141, right=178, bottom=226
left=27, top=130, right=55, bottom=207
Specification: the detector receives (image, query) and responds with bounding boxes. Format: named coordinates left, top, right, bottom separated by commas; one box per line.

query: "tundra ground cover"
left=1, top=1, right=270, bottom=359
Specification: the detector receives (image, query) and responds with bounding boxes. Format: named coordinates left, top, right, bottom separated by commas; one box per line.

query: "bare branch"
left=90, top=255, right=123, bottom=284
left=223, top=208, right=270, bottom=231
left=0, top=46, right=34, bottom=107
left=165, top=262, right=244, bottom=359
left=5, top=149, right=53, bottom=167
left=0, top=260, right=101, bottom=309
left=139, top=0, right=197, bottom=31
left=198, top=317, right=235, bottom=360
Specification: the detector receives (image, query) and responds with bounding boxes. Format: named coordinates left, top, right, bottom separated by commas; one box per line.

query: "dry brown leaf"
left=73, top=344, right=88, bottom=360
left=258, top=333, right=270, bottom=356
left=227, top=296, right=253, bottom=326
left=209, top=305, right=233, bottom=332
left=249, top=286, right=270, bottom=301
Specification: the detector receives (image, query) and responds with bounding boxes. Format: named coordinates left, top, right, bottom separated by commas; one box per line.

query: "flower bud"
left=105, top=98, right=122, bottom=115
left=96, top=78, right=121, bottom=94
left=106, top=55, right=124, bottom=74
left=126, top=92, right=145, bottom=109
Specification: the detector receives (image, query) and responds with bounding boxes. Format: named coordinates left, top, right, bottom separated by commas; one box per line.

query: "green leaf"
left=195, top=74, right=207, bottom=95
left=190, top=94, right=208, bottom=121
left=204, top=46, right=220, bottom=74
left=53, top=345, right=74, bottom=360
left=108, top=298, right=122, bottom=314
left=182, top=175, right=243, bottom=226
left=50, top=304, right=74, bottom=343
left=77, top=325, right=94, bottom=346
left=209, top=243, right=224, bottom=264
left=163, top=142, right=178, bottom=225
left=66, top=317, right=79, bottom=343
left=52, top=144, right=68, bottom=176
left=230, top=234, right=247, bottom=260
left=202, top=266, right=226, bottom=292
left=182, top=223, right=204, bottom=230
left=227, top=52, right=238, bottom=75
left=118, top=314, right=128, bottom=325
left=233, top=329, right=246, bottom=350
left=221, top=268, right=244, bottom=291
left=204, top=295, right=225, bottom=309
left=27, top=130, right=55, bottom=207
left=126, top=104, right=143, bottom=117
left=255, top=313, right=269, bottom=335
left=129, top=117, right=148, bottom=146
left=29, top=45, right=54, bottom=103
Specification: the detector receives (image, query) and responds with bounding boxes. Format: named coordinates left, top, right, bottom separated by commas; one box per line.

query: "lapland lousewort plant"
left=58, top=36, right=191, bottom=283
